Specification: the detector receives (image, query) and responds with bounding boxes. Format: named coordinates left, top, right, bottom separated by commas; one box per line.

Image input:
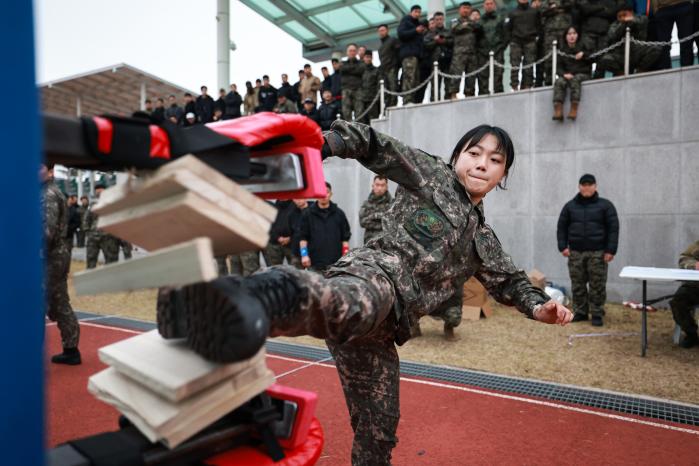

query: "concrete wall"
left=325, top=65, right=699, bottom=302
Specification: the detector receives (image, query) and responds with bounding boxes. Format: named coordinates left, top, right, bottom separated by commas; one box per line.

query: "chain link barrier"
left=630, top=28, right=699, bottom=47
left=352, top=86, right=382, bottom=122
left=383, top=70, right=435, bottom=96
left=438, top=60, right=491, bottom=80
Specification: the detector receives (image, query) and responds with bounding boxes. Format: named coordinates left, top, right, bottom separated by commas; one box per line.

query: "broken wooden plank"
left=73, top=238, right=217, bottom=296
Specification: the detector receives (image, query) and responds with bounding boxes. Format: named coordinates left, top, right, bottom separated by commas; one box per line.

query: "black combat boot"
left=51, top=347, right=81, bottom=365
left=157, top=268, right=305, bottom=363
left=679, top=331, right=698, bottom=349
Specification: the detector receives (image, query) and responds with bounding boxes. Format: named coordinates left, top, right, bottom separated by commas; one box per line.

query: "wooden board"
left=98, top=329, right=266, bottom=402
left=88, top=362, right=274, bottom=448
left=73, top=238, right=217, bottom=296
left=97, top=191, right=268, bottom=255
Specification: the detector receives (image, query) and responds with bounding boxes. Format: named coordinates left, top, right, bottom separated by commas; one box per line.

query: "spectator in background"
left=213, top=107, right=223, bottom=121
left=300, top=98, right=320, bottom=125
left=398, top=5, right=427, bottom=104
left=330, top=58, right=343, bottom=102
left=183, top=92, right=196, bottom=120
left=224, top=83, right=242, bottom=119
left=151, top=98, right=165, bottom=123
left=318, top=89, right=340, bottom=130
left=552, top=26, right=591, bottom=121
left=477, top=0, right=508, bottom=94
left=361, top=51, right=380, bottom=122
left=264, top=200, right=297, bottom=267
left=215, top=88, right=226, bottom=116
left=293, top=70, right=304, bottom=110
left=506, top=0, right=541, bottom=90
left=299, top=182, right=351, bottom=272
left=165, top=94, right=183, bottom=124
left=653, top=0, right=694, bottom=69
left=378, top=24, right=400, bottom=108
left=340, top=43, right=365, bottom=120
left=359, top=175, right=392, bottom=244
left=447, top=3, right=479, bottom=98
left=195, top=85, right=215, bottom=123
left=416, top=17, right=436, bottom=103
left=287, top=199, right=310, bottom=268
left=299, top=63, right=322, bottom=104
left=670, top=241, right=699, bottom=348
left=578, top=0, right=617, bottom=78
left=144, top=99, right=153, bottom=113
left=274, top=88, right=298, bottom=113
left=280, top=73, right=295, bottom=104
left=320, top=66, right=332, bottom=94
left=76, top=195, right=89, bottom=247
left=424, top=11, right=453, bottom=101
left=557, top=174, right=619, bottom=327
left=541, top=0, right=575, bottom=86
left=243, top=81, right=258, bottom=115
left=596, top=5, right=659, bottom=76
left=183, top=112, right=197, bottom=127
left=358, top=45, right=367, bottom=60
left=256, top=75, right=278, bottom=112
left=66, top=194, right=80, bottom=250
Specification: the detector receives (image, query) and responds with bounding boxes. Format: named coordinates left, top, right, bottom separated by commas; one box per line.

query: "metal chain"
left=492, top=50, right=552, bottom=70
left=384, top=70, right=435, bottom=96
left=631, top=29, right=699, bottom=47
left=352, top=87, right=382, bottom=122
left=437, top=60, right=491, bottom=80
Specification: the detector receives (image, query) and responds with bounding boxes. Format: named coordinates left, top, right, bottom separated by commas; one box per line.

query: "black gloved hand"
left=321, top=131, right=345, bottom=160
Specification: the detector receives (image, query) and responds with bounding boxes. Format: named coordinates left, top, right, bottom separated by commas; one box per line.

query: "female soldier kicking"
left=157, top=121, right=574, bottom=465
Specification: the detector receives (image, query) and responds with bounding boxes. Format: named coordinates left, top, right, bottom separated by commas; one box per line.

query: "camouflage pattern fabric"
left=342, top=88, right=365, bottom=121
left=400, top=57, right=420, bottom=104
left=476, top=50, right=505, bottom=94
left=263, top=243, right=295, bottom=267
left=670, top=240, right=699, bottom=334
left=597, top=17, right=660, bottom=76
left=553, top=73, right=590, bottom=102
left=447, top=17, right=481, bottom=96
left=121, top=240, right=133, bottom=259
left=567, top=250, right=607, bottom=317
left=541, top=0, right=574, bottom=85
left=381, top=67, right=399, bottom=107
left=229, top=251, right=261, bottom=277
left=358, top=191, right=393, bottom=244
left=83, top=205, right=120, bottom=268
left=215, top=256, right=230, bottom=276
left=43, top=182, right=79, bottom=349
left=430, top=305, right=463, bottom=328
left=510, top=39, right=538, bottom=89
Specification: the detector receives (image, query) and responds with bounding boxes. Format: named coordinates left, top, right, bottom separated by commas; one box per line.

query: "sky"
left=35, top=0, right=331, bottom=93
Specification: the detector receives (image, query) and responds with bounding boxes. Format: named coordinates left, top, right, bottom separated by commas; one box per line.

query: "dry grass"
left=69, top=261, right=699, bottom=404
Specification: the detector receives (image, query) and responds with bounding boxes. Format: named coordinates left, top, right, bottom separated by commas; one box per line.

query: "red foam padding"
left=205, top=417, right=324, bottom=466
left=265, top=384, right=318, bottom=450
left=254, top=146, right=327, bottom=200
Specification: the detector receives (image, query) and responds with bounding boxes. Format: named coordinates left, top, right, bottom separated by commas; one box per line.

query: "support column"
left=76, top=96, right=83, bottom=199
left=140, top=82, right=146, bottom=111
left=217, top=0, right=230, bottom=91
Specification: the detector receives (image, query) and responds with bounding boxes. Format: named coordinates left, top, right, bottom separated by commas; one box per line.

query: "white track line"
left=267, top=354, right=699, bottom=437
left=76, top=321, right=143, bottom=334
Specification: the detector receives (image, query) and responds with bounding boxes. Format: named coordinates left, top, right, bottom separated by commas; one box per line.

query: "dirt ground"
left=68, top=261, right=699, bottom=405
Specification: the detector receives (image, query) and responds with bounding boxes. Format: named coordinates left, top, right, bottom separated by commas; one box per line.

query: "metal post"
left=89, top=171, right=95, bottom=197
left=336, top=113, right=341, bottom=120
left=488, top=51, right=494, bottom=94
left=624, top=27, right=631, bottom=76
left=140, top=81, right=146, bottom=111
left=75, top=97, right=83, bottom=200
left=433, top=61, right=439, bottom=101
left=641, top=280, right=647, bottom=357
left=552, top=40, right=558, bottom=82
left=217, top=0, right=230, bottom=91
left=379, top=79, right=385, bottom=117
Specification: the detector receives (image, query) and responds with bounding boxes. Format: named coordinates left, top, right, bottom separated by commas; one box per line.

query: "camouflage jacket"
left=361, top=63, right=380, bottom=101
left=541, top=0, right=575, bottom=32
left=679, top=240, right=699, bottom=287
left=423, top=26, right=454, bottom=65
left=478, top=11, right=509, bottom=56
left=42, top=181, right=69, bottom=256
left=359, top=191, right=393, bottom=243
left=450, top=17, right=482, bottom=53
left=324, top=121, right=549, bottom=341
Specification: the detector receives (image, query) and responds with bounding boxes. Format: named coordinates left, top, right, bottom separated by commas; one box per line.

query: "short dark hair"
left=168, top=94, right=175, bottom=99
left=459, top=1, right=472, bottom=6
left=472, top=8, right=481, bottom=14
left=331, top=58, right=339, bottom=64
left=321, top=66, right=328, bottom=71
left=410, top=5, right=422, bottom=12
left=145, top=98, right=152, bottom=104
left=364, top=49, right=373, bottom=55
left=157, top=97, right=164, bottom=103
left=304, top=63, right=311, bottom=68
left=95, top=183, right=107, bottom=190
left=184, top=92, right=192, bottom=97
left=449, top=124, right=515, bottom=189
left=200, top=85, right=207, bottom=91
left=255, top=78, right=262, bottom=83
left=325, top=181, right=332, bottom=191
left=377, top=24, right=389, bottom=29
left=433, top=11, right=444, bottom=17
left=262, top=74, right=270, bottom=80
left=80, top=195, right=88, bottom=201
left=298, top=69, right=304, bottom=74
left=219, top=88, right=225, bottom=93
left=373, top=175, right=388, bottom=182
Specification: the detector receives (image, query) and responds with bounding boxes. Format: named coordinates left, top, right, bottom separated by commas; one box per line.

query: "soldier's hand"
left=694, top=261, right=699, bottom=270
left=562, top=248, right=570, bottom=257
left=534, top=300, right=573, bottom=325
left=301, top=256, right=311, bottom=268
left=604, top=253, right=614, bottom=263
left=575, top=51, right=584, bottom=60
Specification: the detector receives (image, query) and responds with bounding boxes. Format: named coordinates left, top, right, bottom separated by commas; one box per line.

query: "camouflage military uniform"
left=423, top=25, right=454, bottom=101
left=43, top=181, right=80, bottom=350
left=541, top=0, right=574, bottom=85
left=553, top=41, right=591, bottom=103
left=230, top=251, right=261, bottom=277
left=447, top=17, right=482, bottom=97
left=567, top=251, right=607, bottom=317
left=76, top=204, right=87, bottom=247
left=83, top=206, right=120, bottom=269
left=269, top=120, right=550, bottom=465
left=597, top=16, right=660, bottom=76
left=120, top=240, right=133, bottom=259
left=340, top=57, right=365, bottom=120
left=670, top=241, right=699, bottom=337
left=506, top=2, right=541, bottom=89
left=360, top=62, right=380, bottom=123
left=378, top=35, right=401, bottom=108
left=477, top=10, right=508, bottom=94
left=263, top=243, right=295, bottom=267
left=358, top=191, right=393, bottom=244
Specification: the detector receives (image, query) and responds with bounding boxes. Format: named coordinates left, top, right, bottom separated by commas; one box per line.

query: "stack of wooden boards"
left=73, top=155, right=278, bottom=295
left=88, top=329, right=275, bottom=448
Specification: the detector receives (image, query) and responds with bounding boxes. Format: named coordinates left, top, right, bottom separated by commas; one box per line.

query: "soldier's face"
left=453, top=134, right=507, bottom=203
left=372, top=179, right=388, bottom=196
left=460, top=5, right=471, bottom=17
left=484, top=0, right=496, bottom=13
left=293, top=199, right=308, bottom=209
left=434, top=15, right=445, bottom=28
left=579, top=183, right=597, bottom=197
left=347, top=46, right=357, bottom=59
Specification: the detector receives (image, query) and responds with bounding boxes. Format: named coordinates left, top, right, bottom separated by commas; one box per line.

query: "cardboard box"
left=461, top=277, right=492, bottom=320
left=528, top=269, right=547, bottom=290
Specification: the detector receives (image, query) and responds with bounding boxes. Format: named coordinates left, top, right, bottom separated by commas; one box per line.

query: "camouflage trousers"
left=381, top=67, right=399, bottom=107
left=269, top=265, right=398, bottom=465
left=581, top=33, right=607, bottom=78
left=597, top=46, right=660, bottom=77
left=263, top=243, right=295, bottom=267
left=542, top=29, right=568, bottom=86
left=477, top=51, right=505, bottom=94
left=86, top=232, right=120, bottom=269
left=553, top=73, right=590, bottom=103
left=447, top=50, right=478, bottom=96
left=510, top=39, right=538, bottom=89
left=670, top=283, right=699, bottom=335
left=121, top=240, right=133, bottom=259
left=218, top=251, right=261, bottom=276
left=342, top=88, right=365, bottom=121
left=46, top=248, right=79, bottom=349
left=363, top=229, right=382, bottom=245
left=568, top=250, right=607, bottom=317
left=401, top=57, right=420, bottom=104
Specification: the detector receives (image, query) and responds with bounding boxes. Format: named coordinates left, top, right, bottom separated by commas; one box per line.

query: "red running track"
left=46, top=323, right=699, bottom=465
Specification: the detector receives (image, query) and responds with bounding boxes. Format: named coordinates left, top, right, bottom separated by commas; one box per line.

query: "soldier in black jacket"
left=300, top=98, right=321, bottom=126
left=506, top=0, right=541, bottom=90
left=361, top=52, right=380, bottom=122
left=195, top=86, right=215, bottom=123
left=557, top=174, right=619, bottom=326
left=398, top=5, right=427, bottom=104
left=256, top=75, right=278, bottom=112
left=377, top=24, right=400, bottom=107
left=318, top=90, right=340, bottom=131
left=223, top=84, right=242, bottom=119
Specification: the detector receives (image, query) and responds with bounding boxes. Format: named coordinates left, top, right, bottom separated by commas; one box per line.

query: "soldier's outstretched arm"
left=322, top=120, right=436, bottom=191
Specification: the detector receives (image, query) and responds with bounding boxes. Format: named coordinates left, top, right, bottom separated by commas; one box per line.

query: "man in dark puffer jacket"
left=557, top=173, right=619, bottom=326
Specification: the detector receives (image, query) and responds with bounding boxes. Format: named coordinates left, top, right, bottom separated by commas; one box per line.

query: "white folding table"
left=619, top=266, right=699, bottom=356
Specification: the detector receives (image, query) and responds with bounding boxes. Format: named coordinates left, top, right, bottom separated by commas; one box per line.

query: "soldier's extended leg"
left=670, top=283, right=699, bottom=348
left=441, top=306, right=462, bottom=341
left=567, top=73, right=589, bottom=120
left=85, top=234, right=99, bottom=269
left=587, top=251, right=608, bottom=326
left=157, top=265, right=395, bottom=362
left=327, top=329, right=400, bottom=466
left=510, top=41, right=524, bottom=90
left=47, top=250, right=81, bottom=365
left=121, top=241, right=133, bottom=260
left=568, top=251, right=590, bottom=320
